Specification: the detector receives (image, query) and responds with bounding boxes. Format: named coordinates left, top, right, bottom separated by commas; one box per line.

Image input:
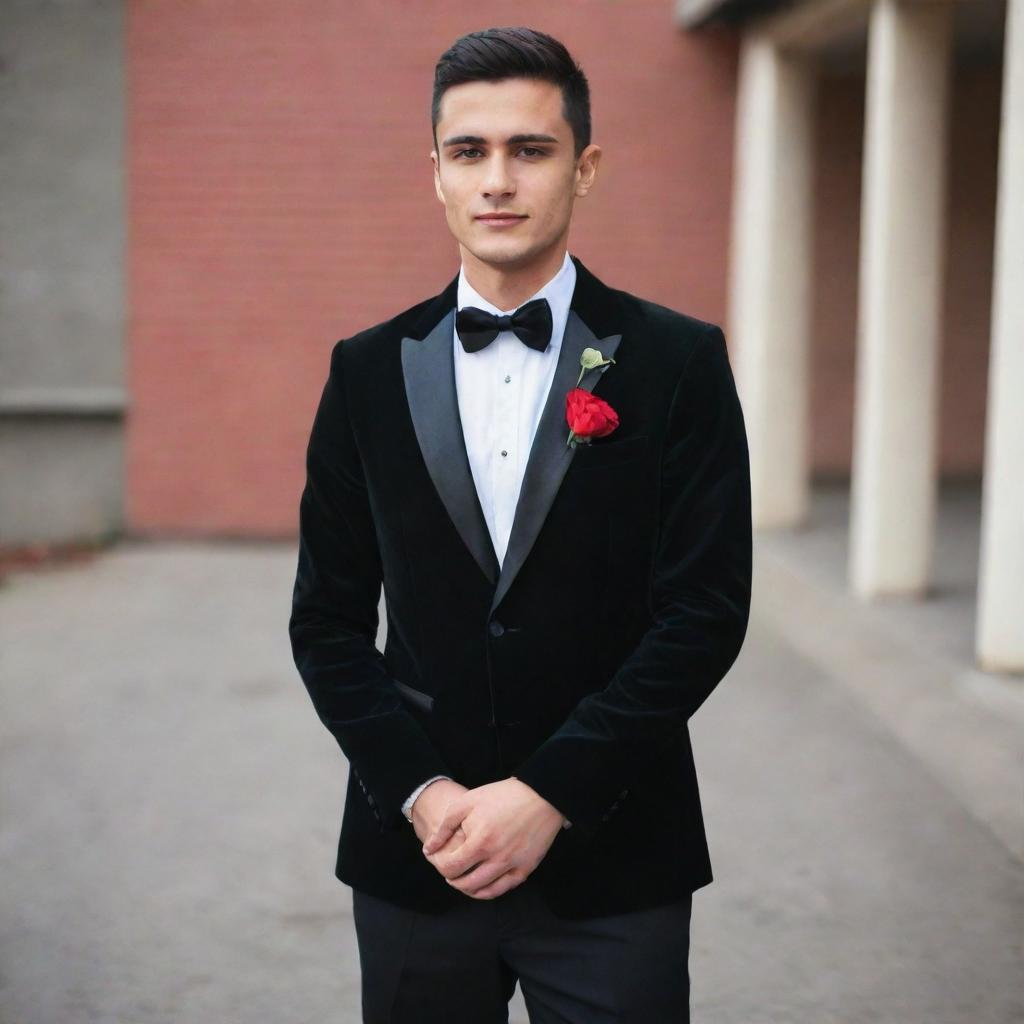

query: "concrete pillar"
left=976, top=0, right=1024, bottom=672
left=728, top=32, right=817, bottom=528
left=0, top=0, right=126, bottom=546
left=849, top=0, right=954, bottom=598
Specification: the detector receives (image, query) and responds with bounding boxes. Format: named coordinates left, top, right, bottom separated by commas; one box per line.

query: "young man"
left=289, top=25, right=752, bottom=1023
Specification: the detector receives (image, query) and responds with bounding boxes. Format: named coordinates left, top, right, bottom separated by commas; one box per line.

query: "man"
left=289, top=25, right=751, bottom=1023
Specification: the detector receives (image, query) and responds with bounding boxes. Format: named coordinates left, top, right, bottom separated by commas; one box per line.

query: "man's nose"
left=481, top=155, right=515, bottom=197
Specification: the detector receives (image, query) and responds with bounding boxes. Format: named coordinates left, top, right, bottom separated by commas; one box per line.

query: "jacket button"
left=488, top=619, right=505, bottom=637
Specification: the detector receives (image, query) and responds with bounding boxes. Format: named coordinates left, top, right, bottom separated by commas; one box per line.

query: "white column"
left=728, top=32, right=817, bottom=528
left=849, top=0, right=954, bottom=598
left=977, top=0, right=1024, bottom=672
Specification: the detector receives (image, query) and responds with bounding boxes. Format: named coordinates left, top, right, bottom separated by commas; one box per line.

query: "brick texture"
left=126, top=2, right=994, bottom=536
left=126, top=2, right=738, bottom=536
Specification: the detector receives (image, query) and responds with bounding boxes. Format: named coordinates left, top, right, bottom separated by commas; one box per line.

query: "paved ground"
left=1, top=492, right=1021, bottom=1022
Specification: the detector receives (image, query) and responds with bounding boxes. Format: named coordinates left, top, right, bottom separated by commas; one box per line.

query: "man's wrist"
left=401, top=774, right=453, bottom=822
left=510, top=775, right=570, bottom=829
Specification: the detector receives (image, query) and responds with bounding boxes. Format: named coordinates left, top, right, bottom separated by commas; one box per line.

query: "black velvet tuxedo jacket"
left=288, top=254, right=752, bottom=920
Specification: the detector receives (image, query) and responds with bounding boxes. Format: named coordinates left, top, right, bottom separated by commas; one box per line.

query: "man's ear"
left=574, top=144, right=602, bottom=198
left=431, top=150, right=445, bottom=205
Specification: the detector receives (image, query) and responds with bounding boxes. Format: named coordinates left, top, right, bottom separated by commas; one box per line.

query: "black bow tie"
left=455, top=297, right=553, bottom=353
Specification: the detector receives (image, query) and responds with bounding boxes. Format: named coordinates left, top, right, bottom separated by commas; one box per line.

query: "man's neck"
left=460, top=246, right=568, bottom=311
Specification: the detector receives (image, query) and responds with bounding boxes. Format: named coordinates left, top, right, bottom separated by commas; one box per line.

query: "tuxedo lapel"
left=401, top=305, right=501, bottom=585
left=489, top=310, right=621, bottom=614
left=400, top=255, right=625, bottom=608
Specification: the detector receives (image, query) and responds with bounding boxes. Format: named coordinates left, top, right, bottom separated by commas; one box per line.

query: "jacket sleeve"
left=512, top=324, right=752, bottom=838
left=288, top=341, right=453, bottom=831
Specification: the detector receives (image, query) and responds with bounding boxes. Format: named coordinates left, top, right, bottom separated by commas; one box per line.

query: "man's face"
left=430, top=77, right=600, bottom=273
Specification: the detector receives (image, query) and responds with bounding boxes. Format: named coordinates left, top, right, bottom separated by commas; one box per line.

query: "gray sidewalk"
left=0, top=523, right=1021, bottom=1022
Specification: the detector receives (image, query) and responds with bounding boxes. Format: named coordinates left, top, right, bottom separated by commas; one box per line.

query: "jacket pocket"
left=393, top=678, right=434, bottom=714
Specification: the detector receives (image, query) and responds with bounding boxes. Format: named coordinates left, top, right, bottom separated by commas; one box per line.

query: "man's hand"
left=410, top=778, right=470, bottom=849
left=420, top=777, right=566, bottom=900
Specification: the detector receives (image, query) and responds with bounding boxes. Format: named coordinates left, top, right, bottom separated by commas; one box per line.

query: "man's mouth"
left=475, top=213, right=527, bottom=226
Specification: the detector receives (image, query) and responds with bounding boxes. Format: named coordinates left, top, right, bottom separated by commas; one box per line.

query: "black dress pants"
left=351, top=872, right=692, bottom=1023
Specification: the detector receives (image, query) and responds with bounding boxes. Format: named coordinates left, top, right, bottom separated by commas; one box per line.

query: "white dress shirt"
left=453, top=248, right=576, bottom=567
left=400, top=249, right=577, bottom=828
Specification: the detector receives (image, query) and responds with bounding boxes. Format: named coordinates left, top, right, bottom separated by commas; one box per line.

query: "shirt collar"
left=456, top=250, right=577, bottom=351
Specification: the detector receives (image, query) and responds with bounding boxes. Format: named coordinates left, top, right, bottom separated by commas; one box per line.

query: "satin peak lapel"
left=401, top=309, right=501, bottom=585
left=489, top=310, right=622, bottom=614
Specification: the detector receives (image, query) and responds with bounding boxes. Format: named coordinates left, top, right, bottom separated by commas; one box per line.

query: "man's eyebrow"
left=441, top=133, right=560, bottom=148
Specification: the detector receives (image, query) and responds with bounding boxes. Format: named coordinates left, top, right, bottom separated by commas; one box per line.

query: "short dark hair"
left=432, top=27, right=591, bottom=159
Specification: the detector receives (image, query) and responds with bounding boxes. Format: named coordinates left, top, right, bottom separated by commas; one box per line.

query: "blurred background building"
left=1, top=0, right=1019, bottom=675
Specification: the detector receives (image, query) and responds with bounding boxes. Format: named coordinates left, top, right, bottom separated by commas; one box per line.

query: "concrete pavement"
left=0, top=527, right=1020, bottom=1022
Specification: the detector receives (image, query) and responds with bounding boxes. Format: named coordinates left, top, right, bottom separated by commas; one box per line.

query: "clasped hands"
left=411, top=777, right=566, bottom=901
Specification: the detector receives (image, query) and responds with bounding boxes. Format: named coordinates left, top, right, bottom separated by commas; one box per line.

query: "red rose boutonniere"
left=566, top=347, right=619, bottom=448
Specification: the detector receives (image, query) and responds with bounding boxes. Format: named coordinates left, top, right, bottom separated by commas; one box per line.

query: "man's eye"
left=452, top=147, right=546, bottom=159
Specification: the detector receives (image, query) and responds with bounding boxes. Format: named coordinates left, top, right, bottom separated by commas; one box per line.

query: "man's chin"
left=463, top=242, right=543, bottom=272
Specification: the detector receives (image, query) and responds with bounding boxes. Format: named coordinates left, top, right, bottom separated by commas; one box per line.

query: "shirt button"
left=504, top=375, right=511, bottom=383
left=501, top=450, right=508, bottom=457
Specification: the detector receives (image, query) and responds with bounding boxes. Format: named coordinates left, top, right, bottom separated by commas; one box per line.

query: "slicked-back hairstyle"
left=432, top=27, right=591, bottom=159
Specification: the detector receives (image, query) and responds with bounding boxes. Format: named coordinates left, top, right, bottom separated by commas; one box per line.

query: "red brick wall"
left=126, top=4, right=998, bottom=536
left=126, top=2, right=738, bottom=537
